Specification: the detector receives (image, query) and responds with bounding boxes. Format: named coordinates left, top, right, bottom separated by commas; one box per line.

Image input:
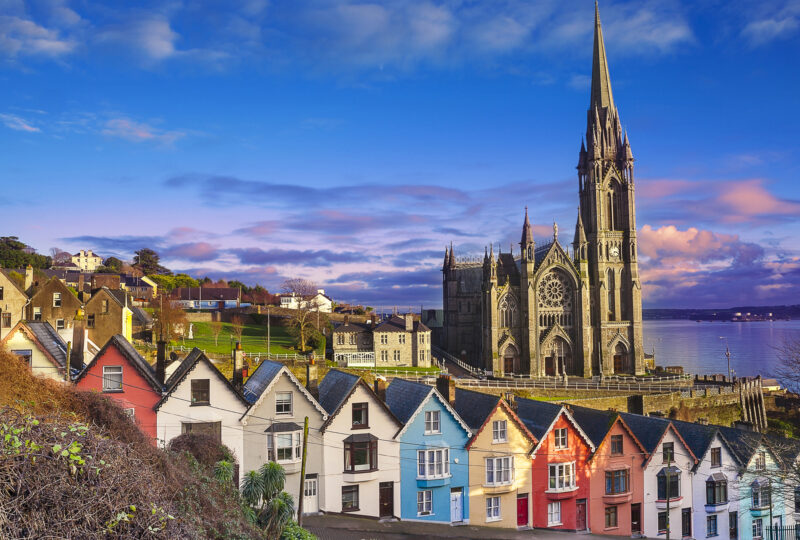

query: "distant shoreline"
left=643, top=305, right=800, bottom=322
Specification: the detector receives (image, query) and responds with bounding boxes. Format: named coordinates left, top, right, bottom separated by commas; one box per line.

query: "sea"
left=643, top=319, right=800, bottom=379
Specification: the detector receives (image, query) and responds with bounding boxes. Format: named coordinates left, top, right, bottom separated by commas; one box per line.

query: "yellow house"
left=453, top=388, right=537, bottom=529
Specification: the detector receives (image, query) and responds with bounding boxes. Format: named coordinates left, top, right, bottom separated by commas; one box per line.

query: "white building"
left=71, top=249, right=103, bottom=272
left=318, top=370, right=401, bottom=518
left=240, top=360, right=328, bottom=515
left=0, top=321, right=68, bottom=382
left=280, top=290, right=332, bottom=313
left=154, top=348, right=249, bottom=467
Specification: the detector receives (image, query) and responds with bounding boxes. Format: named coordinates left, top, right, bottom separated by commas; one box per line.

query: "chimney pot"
left=436, top=374, right=456, bottom=406
left=306, top=362, right=319, bottom=400
left=373, top=376, right=387, bottom=402
left=70, top=323, right=85, bottom=373
left=232, top=343, right=244, bottom=389
left=404, top=313, right=413, bottom=332
left=156, top=340, right=167, bottom=386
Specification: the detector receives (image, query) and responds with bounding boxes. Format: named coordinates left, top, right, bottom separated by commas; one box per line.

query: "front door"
left=631, top=503, right=642, bottom=534
left=450, top=489, right=463, bottom=523
left=504, top=355, right=514, bottom=375
left=545, top=356, right=555, bottom=376
left=614, top=353, right=625, bottom=373
left=576, top=499, right=587, bottom=531
left=682, top=508, right=691, bottom=538
left=517, top=494, right=529, bottom=527
left=303, top=477, right=318, bottom=514
left=379, top=482, right=394, bottom=518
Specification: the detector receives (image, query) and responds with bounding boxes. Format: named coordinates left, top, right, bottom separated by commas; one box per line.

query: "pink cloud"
left=163, top=242, right=219, bottom=262
left=638, top=225, right=748, bottom=262
left=637, top=178, right=694, bottom=199
left=716, top=179, right=800, bottom=222
left=102, top=117, right=184, bottom=146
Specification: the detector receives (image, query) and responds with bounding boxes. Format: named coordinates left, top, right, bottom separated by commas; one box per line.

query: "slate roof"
left=385, top=378, right=433, bottom=424
left=156, top=347, right=247, bottom=410
left=452, top=387, right=501, bottom=431
left=74, top=335, right=163, bottom=393
left=131, top=307, right=153, bottom=327
left=241, top=359, right=284, bottom=404
left=318, top=369, right=360, bottom=415
left=124, top=276, right=154, bottom=289
left=568, top=405, right=619, bottom=448
left=716, top=425, right=765, bottom=465
left=515, top=398, right=563, bottom=440
left=374, top=315, right=430, bottom=333
left=332, top=321, right=371, bottom=334
left=618, top=412, right=671, bottom=453
left=18, top=321, right=68, bottom=368
left=670, top=419, right=720, bottom=464
left=496, top=253, right=520, bottom=284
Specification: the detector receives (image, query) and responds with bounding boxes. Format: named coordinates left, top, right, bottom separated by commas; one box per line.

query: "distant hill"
left=643, top=305, right=800, bottom=321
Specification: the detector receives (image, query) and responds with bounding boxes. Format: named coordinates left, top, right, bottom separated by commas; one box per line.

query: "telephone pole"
left=267, top=307, right=271, bottom=359
left=297, top=416, right=310, bottom=526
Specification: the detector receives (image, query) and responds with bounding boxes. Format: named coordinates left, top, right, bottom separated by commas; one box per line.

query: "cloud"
left=638, top=225, right=763, bottom=265
left=741, top=1, right=800, bottom=46
left=0, top=113, right=40, bottom=132
left=95, top=15, right=178, bottom=62
left=0, top=14, right=77, bottom=59
left=101, top=117, right=184, bottom=145
left=229, top=247, right=373, bottom=267
left=60, top=234, right=165, bottom=254
left=162, top=242, right=220, bottom=262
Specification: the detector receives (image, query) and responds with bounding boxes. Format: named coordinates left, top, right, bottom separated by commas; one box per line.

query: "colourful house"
left=74, top=335, right=164, bottom=441
left=385, top=376, right=472, bottom=524
left=516, top=399, right=595, bottom=531
left=453, top=388, right=536, bottom=529
left=1, top=321, right=69, bottom=382
left=571, top=406, right=647, bottom=535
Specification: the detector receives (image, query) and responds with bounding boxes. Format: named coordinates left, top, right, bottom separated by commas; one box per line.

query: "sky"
left=1, top=0, right=800, bottom=310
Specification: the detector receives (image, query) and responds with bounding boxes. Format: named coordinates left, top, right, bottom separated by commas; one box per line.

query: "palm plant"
left=239, top=461, right=293, bottom=535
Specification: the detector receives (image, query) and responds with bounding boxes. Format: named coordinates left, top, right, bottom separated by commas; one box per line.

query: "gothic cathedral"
left=442, top=4, right=645, bottom=377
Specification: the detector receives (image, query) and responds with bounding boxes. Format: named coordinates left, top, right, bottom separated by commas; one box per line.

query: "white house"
left=239, top=359, right=328, bottom=515
left=0, top=321, right=68, bottom=382
left=72, top=249, right=103, bottom=272
left=318, top=370, right=401, bottom=518
left=280, top=290, right=332, bottom=313
left=154, top=348, right=249, bottom=467
left=623, top=414, right=698, bottom=539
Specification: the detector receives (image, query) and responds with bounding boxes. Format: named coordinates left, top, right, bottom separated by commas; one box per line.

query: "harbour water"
left=643, top=319, right=800, bottom=378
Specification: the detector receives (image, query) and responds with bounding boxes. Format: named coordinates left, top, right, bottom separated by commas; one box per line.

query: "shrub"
left=168, top=433, right=234, bottom=468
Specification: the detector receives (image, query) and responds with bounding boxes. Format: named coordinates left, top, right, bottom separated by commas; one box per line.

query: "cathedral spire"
left=448, top=242, right=455, bottom=268
left=573, top=207, right=587, bottom=247
left=520, top=206, right=534, bottom=247
left=590, top=1, right=615, bottom=113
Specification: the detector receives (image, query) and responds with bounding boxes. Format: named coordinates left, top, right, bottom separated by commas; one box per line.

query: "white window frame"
left=486, top=496, right=500, bottom=522
left=275, top=391, right=293, bottom=416
left=268, top=431, right=302, bottom=464
left=417, top=490, right=432, bottom=516
left=548, top=462, right=576, bottom=492
left=753, top=518, right=763, bottom=539
left=399, top=334, right=406, bottom=344
left=754, top=451, right=766, bottom=471
left=492, top=420, right=507, bottom=443
left=418, top=448, right=450, bottom=479
left=123, top=408, right=135, bottom=419
left=554, top=427, right=568, bottom=449
left=485, top=456, right=513, bottom=486
left=380, top=334, right=387, bottom=345
left=424, top=410, right=441, bottom=434
left=53, top=292, right=61, bottom=307
left=548, top=501, right=562, bottom=526
left=56, top=318, right=65, bottom=330
left=102, top=365, right=123, bottom=392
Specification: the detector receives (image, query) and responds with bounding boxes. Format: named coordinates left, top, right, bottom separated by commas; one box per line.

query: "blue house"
left=385, top=375, right=472, bottom=524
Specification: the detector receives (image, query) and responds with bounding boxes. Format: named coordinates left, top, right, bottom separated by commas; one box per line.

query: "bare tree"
left=280, top=279, right=324, bottom=353
left=230, top=315, right=244, bottom=343
left=49, top=247, right=72, bottom=266
left=149, top=294, right=188, bottom=342
left=775, top=339, right=800, bottom=393
left=210, top=320, right=223, bottom=346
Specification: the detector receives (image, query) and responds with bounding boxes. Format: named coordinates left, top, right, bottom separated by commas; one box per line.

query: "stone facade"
left=26, top=277, right=82, bottom=334
left=84, top=288, right=133, bottom=346
left=0, top=270, right=28, bottom=339
left=442, top=7, right=644, bottom=377
left=333, top=314, right=432, bottom=368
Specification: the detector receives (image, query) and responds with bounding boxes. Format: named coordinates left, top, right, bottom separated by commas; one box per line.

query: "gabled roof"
left=0, top=269, right=28, bottom=297
left=239, top=359, right=327, bottom=423
left=74, top=334, right=163, bottom=393
left=1, top=321, right=67, bottom=369
left=317, top=369, right=401, bottom=432
left=716, top=425, right=766, bottom=466
left=620, top=412, right=698, bottom=467
left=155, top=348, right=248, bottom=411
left=332, top=321, right=370, bottom=334
left=373, top=315, right=430, bottom=333
left=670, top=419, right=733, bottom=470
left=568, top=404, right=619, bottom=448
left=386, top=378, right=472, bottom=439
left=452, top=387, right=501, bottom=431
left=516, top=399, right=596, bottom=456
left=130, top=306, right=152, bottom=327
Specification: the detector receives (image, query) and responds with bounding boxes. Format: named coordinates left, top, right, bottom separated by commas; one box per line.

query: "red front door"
left=517, top=494, right=529, bottom=527
left=576, top=499, right=587, bottom=530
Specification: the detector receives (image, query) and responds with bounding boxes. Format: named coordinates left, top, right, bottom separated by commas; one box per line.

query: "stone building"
left=442, top=5, right=644, bottom=377
left=333, top=314, right=432, bottom=368
left=26, top=277, right=83, bottom=334
left=84, top=287, right=133, bottom=346
left=71, top=249, right=103, bottom=272
left=0, top=270, right=29, bottom=339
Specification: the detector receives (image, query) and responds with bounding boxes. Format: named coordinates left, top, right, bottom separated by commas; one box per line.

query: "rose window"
left=538, top=272, right=572, bottom=309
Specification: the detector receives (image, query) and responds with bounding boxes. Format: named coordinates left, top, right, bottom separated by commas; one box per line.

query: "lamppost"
left=719, top=336, right=732, bottom=381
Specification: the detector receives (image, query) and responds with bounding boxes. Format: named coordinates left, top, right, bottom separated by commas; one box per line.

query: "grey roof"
left=242, top=359, right=284, bottom=404
left=568, top=405, right=619, bottom=448
left=131, top=306, right=152, bottom=327
left=374, top=315, right=430, bottom=333
left=450, top=266, right=483, bottom=294
left=25, top=321, right=67, bottom=368
left=453, top=387, right=501, bottom=431
left=618, top=412, right=671, bottom=453
left=385, top=378, right=433, bottom=424
left=332, top=321, right=370, bottom=334
left=716, top=425, right=765, bottom=465
left=670, top=419, right=719, bottom=464
left=156, top=347, right=248, bottom=410
left=124, top=276, right=154, bottom=288
left=515, top=398, right=563, bottom=440
left=496, top=253, right=520, bottom=284
left=75, top=335, right=163, bottom=393
left=318, top=369, right=360, bottom=415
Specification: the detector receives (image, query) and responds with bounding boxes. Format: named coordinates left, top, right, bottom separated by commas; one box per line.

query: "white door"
left=450, top=490, right=463, bottom=523
left=303, top=478, right=318, bottom=514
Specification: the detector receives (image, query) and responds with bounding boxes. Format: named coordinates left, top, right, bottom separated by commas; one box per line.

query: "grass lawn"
left=174, top=321, right=324, bottom=356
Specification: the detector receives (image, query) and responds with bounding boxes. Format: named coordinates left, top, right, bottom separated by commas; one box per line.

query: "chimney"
left=306, top=358, right=319, bottom=400
left=696, top=417, right=709, bottom=425
left=70, top=322, right=85, bottom=373
left=436, top=374, right=455, bottom=405
left=404, top=313, right=413, bottom=332
left=232, top=342, right=244, bottom=389
left=373, top=376, right=387, bottom=402
left=344, top=315, right=350, bottom=326
left=78, top=273, right=85, bottom=302
left=733, top=420, right=755, bottom=431
left=504, top=392, right=516, bottom=410
left=156, top=340, right=167, bottom=386
left=24, top=265, right=33, bottom=291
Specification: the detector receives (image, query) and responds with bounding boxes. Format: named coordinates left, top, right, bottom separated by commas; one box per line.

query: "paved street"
left=304, top=514, right=603, bottom=540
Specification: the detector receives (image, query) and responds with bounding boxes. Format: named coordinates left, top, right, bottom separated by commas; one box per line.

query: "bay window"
left=657, top=466, right=681, bottom=500
left=548, top=462, right=576, bottom=491
left=344, top=434, right=378, bottom=472
left=751, top=481, right=770, bottom=509
left=485, top=456, right=513, bottom=486
left=605, top=469, right=629, bottom=494
left=266, top=430, right=302, bottom=463
left=417, top=448, right=450, bottom=479
left=706, top=474, right=728, bottom=505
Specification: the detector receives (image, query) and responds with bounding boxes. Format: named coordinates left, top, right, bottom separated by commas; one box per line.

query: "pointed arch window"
left=499, top=295, right=517, bottom=328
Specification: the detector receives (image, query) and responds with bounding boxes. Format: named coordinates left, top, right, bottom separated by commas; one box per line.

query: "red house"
left=516, top=399, right=595, bottom=531
left=74, top=334, right=164, bottom=441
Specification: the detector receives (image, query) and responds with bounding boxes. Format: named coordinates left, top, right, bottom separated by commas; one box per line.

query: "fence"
left=432, top=346, right=481, bottom=376
left=450, top=378, right=692, bottom=393
left=766, top=526, right=800, bottom=540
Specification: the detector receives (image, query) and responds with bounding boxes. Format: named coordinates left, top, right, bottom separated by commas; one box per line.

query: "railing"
left=432, top=346, right=480, bottom=376
left=766, top=526, right=800, bottom=540
left=448, top=378, right=691, bottom=392
left=344, top=367, right=446, bottom=378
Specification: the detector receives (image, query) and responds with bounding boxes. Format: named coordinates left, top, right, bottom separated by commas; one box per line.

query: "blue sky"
left=2, top=0, right=800, bottom=309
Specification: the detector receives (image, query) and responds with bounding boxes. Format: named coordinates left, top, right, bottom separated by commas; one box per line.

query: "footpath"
left=303, top=514, right=601, bottom=540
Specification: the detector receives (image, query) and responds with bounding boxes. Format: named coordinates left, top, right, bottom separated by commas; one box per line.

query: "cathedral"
left=442, top=4, right=645, bottom=377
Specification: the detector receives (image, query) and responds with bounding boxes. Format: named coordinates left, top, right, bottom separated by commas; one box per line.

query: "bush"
left=168, top=433, right=234, bottom=468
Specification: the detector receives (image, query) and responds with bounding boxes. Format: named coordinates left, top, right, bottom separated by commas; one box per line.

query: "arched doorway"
left=503, top=344, right=518, bottom=375
left=545, top=337, right=572, bottom=377
left=612, top=342, right=631, bottom=374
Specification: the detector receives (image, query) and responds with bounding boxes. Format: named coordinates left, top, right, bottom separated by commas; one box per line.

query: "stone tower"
left=576, top=3, right=645, bottom=375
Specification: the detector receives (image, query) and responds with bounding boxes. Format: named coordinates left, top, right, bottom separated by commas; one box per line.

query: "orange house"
left=572, top=406, right=648, bottom=536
